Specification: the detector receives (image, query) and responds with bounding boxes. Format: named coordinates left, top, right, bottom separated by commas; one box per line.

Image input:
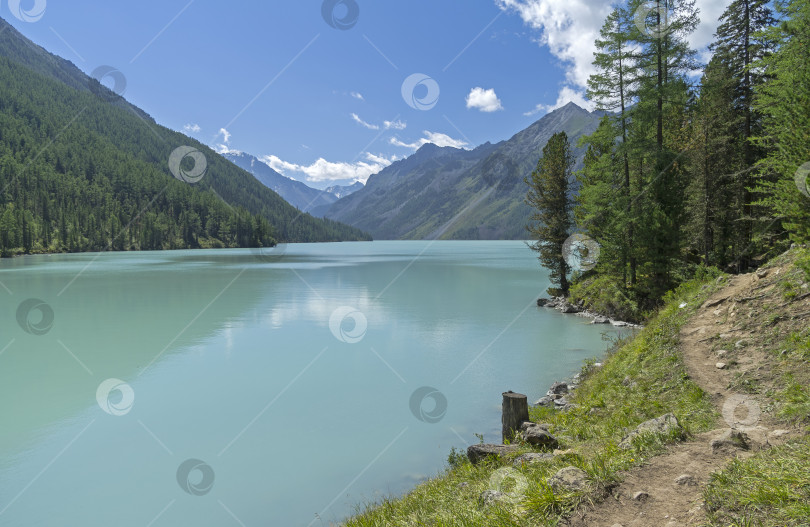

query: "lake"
left=0, top=241, right=621, bottom=526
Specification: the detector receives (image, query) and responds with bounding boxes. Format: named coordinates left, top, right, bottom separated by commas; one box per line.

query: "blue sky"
left=4, top=0, right=729, bottom=189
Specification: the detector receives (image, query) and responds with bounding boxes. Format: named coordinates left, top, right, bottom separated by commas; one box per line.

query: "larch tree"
left=526, top=131, right=575, bottom=296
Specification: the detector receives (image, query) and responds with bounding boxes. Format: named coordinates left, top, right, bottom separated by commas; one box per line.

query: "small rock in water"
left=534, top=396, right=555, bottom=407
left=548, top=382, right=569, bottom=395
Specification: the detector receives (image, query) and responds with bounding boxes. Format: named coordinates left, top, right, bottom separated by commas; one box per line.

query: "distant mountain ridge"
left=224, top=152, right=364, bottom=215
left=323, top=103, right=605, bottom=240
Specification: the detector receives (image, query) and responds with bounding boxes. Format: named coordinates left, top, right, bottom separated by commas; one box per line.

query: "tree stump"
left=502, top=391, right=529, bottom=443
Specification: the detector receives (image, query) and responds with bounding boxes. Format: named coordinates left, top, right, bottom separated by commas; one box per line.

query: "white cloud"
left=214, top=127, right=240, bottom=155
left=384, top=119, right=407, bottom=130
left=390, top=131, right=469, bottom=150
left=524, top=85, right=593, bottom=116
left=351, top=113, right=380, bottom=130
left=183, top=123, right=201, bottom=133
left=466, top=87, right=504, bottom=112
left=497, top=0, right=731, bottom=115
left=260, top=153, right=396, bottom=184
left=351, top=91, right=365, bottom=101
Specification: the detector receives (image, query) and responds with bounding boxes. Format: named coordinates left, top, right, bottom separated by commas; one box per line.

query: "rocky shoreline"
left=533, top=367, right=601, bottom=410
left=537, top=296, right=643, bottom=328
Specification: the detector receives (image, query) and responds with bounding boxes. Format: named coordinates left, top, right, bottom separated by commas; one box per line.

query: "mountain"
left=223, top=152, right=339, bottom=214
left=326, top=182, right=364, bottom=199
left=323, top=103, right=604, bottom=240
left=0, top=16, right=369, bottom=256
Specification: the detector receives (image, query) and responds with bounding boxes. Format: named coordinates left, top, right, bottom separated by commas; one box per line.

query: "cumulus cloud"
left=260, top=153, right=396, bottom=184
left=351, top=113, right=380, bottom=130
left=496, top=0, right=731, bottom=115
left=466, top=87, right=504, bottom=112
left=214, top=127, right=240, bottom=155
left=351, top=91, right=365, bottom=101
left=183, top=123, right=201, bottom=133
left=390, top=131, right=469, bottom=150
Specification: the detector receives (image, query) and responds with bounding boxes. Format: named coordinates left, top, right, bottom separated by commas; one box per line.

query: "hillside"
left=323, top=103, right=604, bottom=240
left=0, top=16, right=369, bottom=256
left=345, top=248, right=810, bottom=526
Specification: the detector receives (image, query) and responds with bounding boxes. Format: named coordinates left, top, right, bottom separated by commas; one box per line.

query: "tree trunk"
left=502, top=391, right=529, bottom=443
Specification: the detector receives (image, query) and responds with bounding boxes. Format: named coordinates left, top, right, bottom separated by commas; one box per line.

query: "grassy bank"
left=343, top=268, right=725, bottom=526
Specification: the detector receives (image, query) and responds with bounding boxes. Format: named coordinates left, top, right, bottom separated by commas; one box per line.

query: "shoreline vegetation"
left=342, top=248, right=810, bottom=526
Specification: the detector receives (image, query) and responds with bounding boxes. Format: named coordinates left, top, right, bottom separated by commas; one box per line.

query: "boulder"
left=521, top=424, right=559, bottom=449
left=632, top=491, right=650, bottom=501
left=716, top=362, right=727, bottom=370
left=591, top=316, right=611, bottom=324
left=548, top=466, right=589, bottom=492
left=710, top=429, right=750, bottom=453
left=559, top=302, right=581, bottom=314
left=537, top=298, right=552, bottom=307
left=513, top=453, right=553, bottom=466
left=675, top=474, right=697, bottom=486
left=467, top=444, right=520, bottom=464
left=619, top=413, right=683, bottom=449
left=548, top=382, right=569, bottom=395
left=479, top=490, right=506, bottom=507
left=554, top=397, right=570, bottom=407
left=534, top=396, right=555, bottom=407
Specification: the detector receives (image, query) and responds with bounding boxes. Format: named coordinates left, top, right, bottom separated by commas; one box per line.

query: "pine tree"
left=628, top=0, right=699, bottom=297
left=526, top=132, right=575, bottom=296
left=587, top=6, right=639, bottom=285
left=753, top=0, right=810, bottom=242
left=710, top=0, right=777, bottom=268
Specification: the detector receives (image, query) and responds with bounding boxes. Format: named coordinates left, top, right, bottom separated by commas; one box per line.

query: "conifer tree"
left=526, top=132, right=575, bottom=296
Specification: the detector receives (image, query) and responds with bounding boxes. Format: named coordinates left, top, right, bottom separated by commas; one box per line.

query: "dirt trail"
left=568, top=270, right=797, bottom=527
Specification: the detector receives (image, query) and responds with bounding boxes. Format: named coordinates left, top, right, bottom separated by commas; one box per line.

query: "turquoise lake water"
left=0, top=241, right=622, bottom=526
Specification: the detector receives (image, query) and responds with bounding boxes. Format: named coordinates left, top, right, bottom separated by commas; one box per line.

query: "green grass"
left=704, top=439, right=810, bottom=527
left=343, top=271, right=722, bottom=526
